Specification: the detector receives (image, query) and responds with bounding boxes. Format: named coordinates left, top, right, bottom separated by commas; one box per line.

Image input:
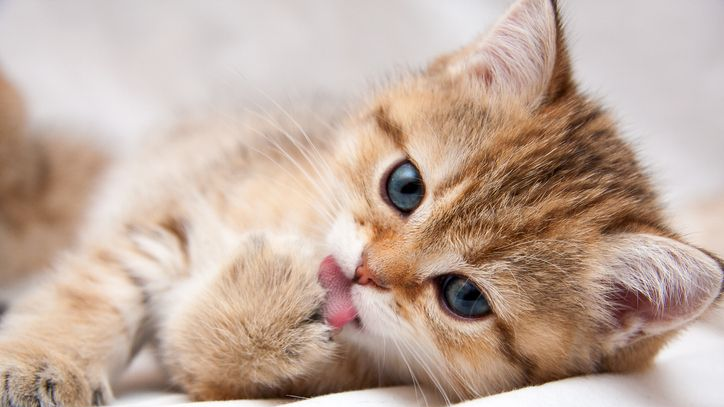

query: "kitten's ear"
left=428, top=0, right=573, bottom=107
left=600, top=233, right=723, bottom=350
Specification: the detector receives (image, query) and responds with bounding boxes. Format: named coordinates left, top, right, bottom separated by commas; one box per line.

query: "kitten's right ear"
left=598, top=233, right=722, bottom=351
left=428, top=0, right=574, bottom=107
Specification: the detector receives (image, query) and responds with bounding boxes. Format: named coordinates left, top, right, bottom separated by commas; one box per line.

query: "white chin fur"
left=350, top=285, right=398, bottom=338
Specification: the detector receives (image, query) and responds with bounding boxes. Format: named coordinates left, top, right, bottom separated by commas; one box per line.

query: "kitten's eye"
left=439, top=275, right=491, bottom=319
left=384, top=161, right=424, bottom=213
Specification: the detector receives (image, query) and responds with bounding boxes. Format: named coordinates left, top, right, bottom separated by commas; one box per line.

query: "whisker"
left=243, top=124, right=334, bottom=209
left=243, top=107, right=342, bottom=210
left=396, top=333, right=452, bottom=406
left=392, top=314, right=458, bottom=405
left=390, top=337, right=429, bottom=407
left=241, top=88, right=344, bottom=212
left=241, top=135, right=336, bottom=225
left=407, top=332, right=483, bottom=401
left=378, top=336, right=386, bottom=387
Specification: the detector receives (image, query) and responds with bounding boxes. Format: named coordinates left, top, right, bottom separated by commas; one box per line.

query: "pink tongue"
left=318, top=256, right=357, bottom=329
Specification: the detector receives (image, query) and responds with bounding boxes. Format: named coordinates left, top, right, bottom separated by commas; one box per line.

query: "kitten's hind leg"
left=158, top=232, right=338, bottom=401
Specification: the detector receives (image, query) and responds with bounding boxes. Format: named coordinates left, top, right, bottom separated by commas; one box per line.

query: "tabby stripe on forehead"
left=374, top=106, right=406, bottom=147
left=494, top=320, right=535, bottom=385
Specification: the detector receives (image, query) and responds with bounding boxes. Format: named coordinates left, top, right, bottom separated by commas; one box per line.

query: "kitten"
left=0, top=0, right=722, bottom=405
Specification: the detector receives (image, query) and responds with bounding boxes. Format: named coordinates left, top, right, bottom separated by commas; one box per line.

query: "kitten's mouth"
left=318, top=255, right=358, bottom=330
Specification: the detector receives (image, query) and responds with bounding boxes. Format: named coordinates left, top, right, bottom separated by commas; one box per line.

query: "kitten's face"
left=326, top=77, right=606, bottom=398
left=321, top=0, right=722, bottom=400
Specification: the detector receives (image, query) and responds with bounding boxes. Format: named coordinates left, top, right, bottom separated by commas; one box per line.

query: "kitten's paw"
left=163, top=233, right=336, bottom=400
left=0, top=342, right=109, bottom=407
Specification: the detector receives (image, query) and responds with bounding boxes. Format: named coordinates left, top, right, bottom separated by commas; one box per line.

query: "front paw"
left=0, top=341, right=109, bottom=407
left=162, top=233, right=336, bottom=400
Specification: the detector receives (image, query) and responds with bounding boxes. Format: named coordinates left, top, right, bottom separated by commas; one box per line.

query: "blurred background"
left=0, top=0, right=722, bottom=234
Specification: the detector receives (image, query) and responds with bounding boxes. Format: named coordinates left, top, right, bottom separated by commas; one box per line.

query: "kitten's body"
left=0, top=1, right=721, bottom=406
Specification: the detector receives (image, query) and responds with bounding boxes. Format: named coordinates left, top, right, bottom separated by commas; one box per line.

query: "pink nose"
left=354, top=252, right=386, bottom=288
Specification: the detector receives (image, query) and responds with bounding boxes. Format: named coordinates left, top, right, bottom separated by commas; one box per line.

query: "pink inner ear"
left=610, top=283, right=676, bottom=326
left=604, top=234, right=722, bottom=340
left=446, top=0, right=558, bottom=104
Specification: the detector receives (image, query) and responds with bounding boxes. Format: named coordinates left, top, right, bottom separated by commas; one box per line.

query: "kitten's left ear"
left=429, top=0, right=574, bottom=107
left=599, top=233, right=723, bottom=351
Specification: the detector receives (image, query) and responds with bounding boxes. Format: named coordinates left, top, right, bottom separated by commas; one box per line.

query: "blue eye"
left=384, top=161, right=424, bottom=213
left=439, top=275, right=491, bottom=319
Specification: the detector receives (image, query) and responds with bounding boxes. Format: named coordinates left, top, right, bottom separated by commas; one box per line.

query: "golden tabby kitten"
left=0, top=0, right=722, bottom=405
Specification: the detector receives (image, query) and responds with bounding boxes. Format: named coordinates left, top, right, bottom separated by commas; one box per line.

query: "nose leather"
left=354, top=252, right=387, bottom=288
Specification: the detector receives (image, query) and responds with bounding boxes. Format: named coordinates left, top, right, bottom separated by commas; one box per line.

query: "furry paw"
left=161, top=233, right=336, bottom=400
left=0, top=341, right=109, bottom=407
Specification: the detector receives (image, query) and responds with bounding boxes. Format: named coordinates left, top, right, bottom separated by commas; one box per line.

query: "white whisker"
left=390, top=337, right=429, bottom=407
left=243, top=124, right=333, bottom=211
left=240, top=85, right=344, bottom=213
left=243, top=107, right=342, bottom=211
left=241, top=137, right=336, bottom=225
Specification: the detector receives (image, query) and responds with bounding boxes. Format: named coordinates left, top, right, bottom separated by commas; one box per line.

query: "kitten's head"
left=321, top=0, right=723, bottom=400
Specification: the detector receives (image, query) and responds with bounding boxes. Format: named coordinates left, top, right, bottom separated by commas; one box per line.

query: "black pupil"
left=441, top=276, right=490, bottom=318
left=401, top=183, right=420, bottom=194
left=386, top=161, right=424, bottom=213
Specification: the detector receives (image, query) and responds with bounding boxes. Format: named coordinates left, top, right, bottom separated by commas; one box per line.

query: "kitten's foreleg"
left=157, top=232, right=338, bottom=400
left=0, top=247, right=148, bottom=407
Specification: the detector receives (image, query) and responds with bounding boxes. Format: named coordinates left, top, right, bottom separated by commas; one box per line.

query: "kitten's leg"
left=0, top=234, right=162, bottom=407
left=157, top=232, right=338, bottom=400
